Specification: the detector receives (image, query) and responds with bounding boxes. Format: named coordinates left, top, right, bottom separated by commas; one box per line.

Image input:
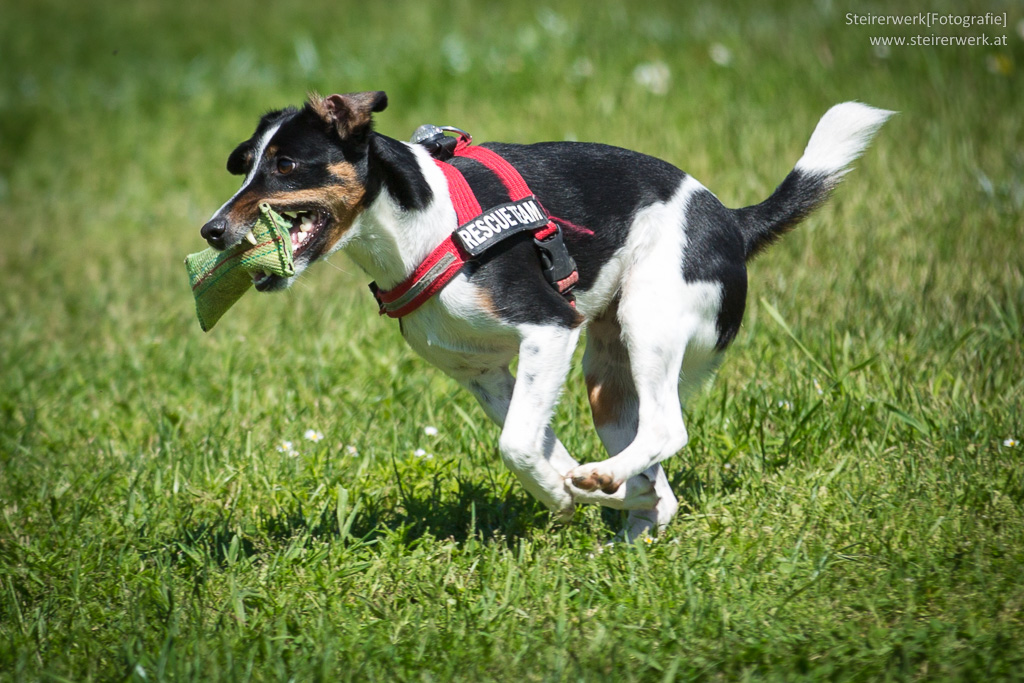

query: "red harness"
left=370, top=136, right=579, bottom=319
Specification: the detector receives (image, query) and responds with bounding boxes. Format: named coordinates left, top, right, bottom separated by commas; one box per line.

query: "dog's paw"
left=564, top=475, right=658, bottom=509
left=618, top=508, right=658, bottom=544
left=551, top=502, right=576, bottom=525
left=568, top=466, right=621, bottom=494
left=542, top=486, right=576, bottom=525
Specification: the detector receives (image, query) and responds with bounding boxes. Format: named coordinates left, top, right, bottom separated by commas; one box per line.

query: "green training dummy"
left=185, top=204, right=294, bottom=331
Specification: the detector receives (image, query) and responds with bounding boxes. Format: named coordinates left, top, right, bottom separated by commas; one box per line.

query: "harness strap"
left=371, top=138, right=578, bottom=318
left=455, top=144, right=530, bottom=200
left=435, top=154, right=482, bottom=224
left=455, top=142, right=560, bottom=241
left=369, top=161, right=477, bottom=319
left=368, top=234, right=468, bottom=319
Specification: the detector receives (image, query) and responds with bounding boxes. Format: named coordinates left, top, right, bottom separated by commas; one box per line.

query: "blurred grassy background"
left=2, top=0, right=1023, bottom=680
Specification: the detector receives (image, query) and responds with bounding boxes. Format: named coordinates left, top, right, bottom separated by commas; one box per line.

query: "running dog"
left=200, top=91, right=891, bottom=539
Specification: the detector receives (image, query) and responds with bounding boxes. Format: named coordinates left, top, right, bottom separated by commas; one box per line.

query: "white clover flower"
left=569, top=57, right=594, bottom=81
left=632, top=61, right=671, bottom=95
left=414, top=448, right=433, bottom=459
left=304, top=429, right=324, bottom=443
left=708, top=43, right=732, bottom=67
left=442, top=34, right=470, bottom=74
left=537, top=8, right=569, bottom=37
left=423, top=426, right=439, bottom=437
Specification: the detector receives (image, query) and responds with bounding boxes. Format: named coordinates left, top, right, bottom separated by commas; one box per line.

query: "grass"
left=2, top=0, right=1023, bottom=679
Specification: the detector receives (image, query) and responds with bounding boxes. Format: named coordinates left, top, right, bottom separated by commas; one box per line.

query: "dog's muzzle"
left=200, top=216, right=230, bottom=250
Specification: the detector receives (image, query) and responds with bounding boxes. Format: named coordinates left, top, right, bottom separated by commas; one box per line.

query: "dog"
left=200, top=91, right=891, bottom=540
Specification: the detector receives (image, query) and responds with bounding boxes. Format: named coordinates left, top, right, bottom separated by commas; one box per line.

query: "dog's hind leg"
left=567, top=291, right=701, bottom=496
left=617, top=465, right=678, bottom=541
left=567, top=179, right=716, bottom=500
left=458, top=324, right=582, bottom=522
left=565, top=305, right=677, bottom=533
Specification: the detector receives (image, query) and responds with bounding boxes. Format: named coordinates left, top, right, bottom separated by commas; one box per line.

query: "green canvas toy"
left=185, top=204, right=295, bottom=331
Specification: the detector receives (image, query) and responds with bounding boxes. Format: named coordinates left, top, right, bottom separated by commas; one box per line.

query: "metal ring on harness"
left=410, top=125, right=471, bottom=161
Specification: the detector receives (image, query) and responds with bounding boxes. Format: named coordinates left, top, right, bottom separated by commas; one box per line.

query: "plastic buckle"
left=534, top=224, right=577, bottom=291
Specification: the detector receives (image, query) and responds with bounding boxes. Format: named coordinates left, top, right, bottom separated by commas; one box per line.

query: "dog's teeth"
left=244, top=231, right=257, bottom=246
left=299, top=215, right=313, bottom=233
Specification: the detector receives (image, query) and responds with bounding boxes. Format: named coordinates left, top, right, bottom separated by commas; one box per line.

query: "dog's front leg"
left=459, top=325, right=581, bottom=522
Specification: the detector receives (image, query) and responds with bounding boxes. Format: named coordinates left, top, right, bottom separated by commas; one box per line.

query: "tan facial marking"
left=326, top=162, right=366, bottom=207
left=223, top=160, right=369, bottom=254
left=264, top=188, right=358, bottom=209
left=225, top=192, right=265, bottom=226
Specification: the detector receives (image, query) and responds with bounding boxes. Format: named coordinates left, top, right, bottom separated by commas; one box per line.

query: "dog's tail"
left=735, top=102, right=894, bottom=261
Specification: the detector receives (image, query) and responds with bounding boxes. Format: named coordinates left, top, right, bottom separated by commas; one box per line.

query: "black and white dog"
left=200, top=92, right=891, bottom=539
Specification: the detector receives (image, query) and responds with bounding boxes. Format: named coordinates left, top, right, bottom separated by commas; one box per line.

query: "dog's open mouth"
left=253, top=208, right=331, bottom=291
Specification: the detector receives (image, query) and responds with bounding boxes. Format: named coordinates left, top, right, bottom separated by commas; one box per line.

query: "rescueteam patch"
left=453, top=197, right=549, bottom=256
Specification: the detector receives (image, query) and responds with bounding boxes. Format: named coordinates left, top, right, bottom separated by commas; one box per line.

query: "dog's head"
left=200, top=91, right=387, bottom=291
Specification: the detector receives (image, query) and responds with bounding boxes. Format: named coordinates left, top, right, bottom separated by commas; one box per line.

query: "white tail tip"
left=795, top=102, right=895, bottom=178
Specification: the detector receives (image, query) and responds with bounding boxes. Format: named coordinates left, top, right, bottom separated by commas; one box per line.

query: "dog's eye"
left=276, top=157, right=297, bottom=175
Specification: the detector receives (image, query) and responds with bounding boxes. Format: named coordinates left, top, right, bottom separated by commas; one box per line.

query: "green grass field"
left=2, top=0, right=1022, bottom=680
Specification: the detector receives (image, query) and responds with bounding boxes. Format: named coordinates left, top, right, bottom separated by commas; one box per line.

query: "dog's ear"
left=309, top=91, right=388, bottom=139
left=226, top=141, right=254, bottom=176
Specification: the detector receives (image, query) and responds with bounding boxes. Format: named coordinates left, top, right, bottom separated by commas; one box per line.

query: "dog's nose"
left=200, top=217, right=229, bottom=250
